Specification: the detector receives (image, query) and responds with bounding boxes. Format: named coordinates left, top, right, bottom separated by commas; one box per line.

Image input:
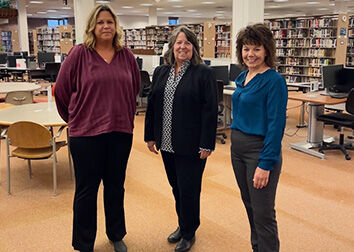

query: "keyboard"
left=329, top=93, right=348, bottom=99
left=224, top=86, right=236, bottom=90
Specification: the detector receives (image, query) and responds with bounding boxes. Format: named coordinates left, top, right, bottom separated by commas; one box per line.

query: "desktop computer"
left=321, top=64, right=354, bottom=98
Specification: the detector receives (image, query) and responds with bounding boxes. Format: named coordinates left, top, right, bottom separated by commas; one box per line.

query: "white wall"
left=118, top=15, right=231, bottom=29
left=118, top=15, right=149, bottom=29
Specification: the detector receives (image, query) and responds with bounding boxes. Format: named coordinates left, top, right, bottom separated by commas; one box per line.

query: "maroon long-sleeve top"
left=54, top=44, right=140, bottom=137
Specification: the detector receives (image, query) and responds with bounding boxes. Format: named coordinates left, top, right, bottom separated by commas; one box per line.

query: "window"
left=48, top=19, right=68, bottom=27
left=168, top=19, right=179, bottom=25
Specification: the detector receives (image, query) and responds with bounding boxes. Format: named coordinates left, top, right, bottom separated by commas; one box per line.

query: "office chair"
left=136, top=70, right=152, bottom=115
left=44, top=62, right=61, bottom=83
left=5, top=121, right=72, bottom=196
left=136, top=57, right=143, bottom=70
left=5, top=91, right=34, bottom=105
left=317, top=88, right=354, bottom=160
left=216, top=80, right=227, bottom=144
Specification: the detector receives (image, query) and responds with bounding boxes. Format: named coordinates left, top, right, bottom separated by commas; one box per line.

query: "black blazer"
left=144, top=64, right=218, bottom=155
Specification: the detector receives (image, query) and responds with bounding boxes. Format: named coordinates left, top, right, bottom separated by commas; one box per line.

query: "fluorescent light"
left=47, top=10, right=58, bottom=13
left=29, top=1, right=43, bottom=3
left=168, top=0, right=181, bottom=2
left=173, top=5, right=183, bottom=8
left=273, top=0, right=288, bottom=2
left=37, top=11, right=47, bottom=14
left=140, top=3, right=153, bottom=6
left=201, top=1, right=215, bottom=4
left=62, top=6, right=71, bottom=9
left=157, top=8, right=164, bottom=10
left=164, top=12, right=173, bottom=14
left=27, top=13, right=33, bottom=16
left=186, top=9, right=197, bottom=12
left=122, top=6, right=133, bottom=9
left=306, top=1, right=320, bottom=4
left=96, top=0, right=110, bottom=3
left=216, top=10, right=225, bottom=13
left=318, top=8, right=328, bottom=10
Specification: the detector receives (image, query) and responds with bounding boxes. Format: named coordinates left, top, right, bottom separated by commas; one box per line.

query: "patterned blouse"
left=160, top=61, right=190, bottom=153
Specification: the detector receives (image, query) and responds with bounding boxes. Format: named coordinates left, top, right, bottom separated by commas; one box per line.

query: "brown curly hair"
left=236, top=23, right=277, bottom=68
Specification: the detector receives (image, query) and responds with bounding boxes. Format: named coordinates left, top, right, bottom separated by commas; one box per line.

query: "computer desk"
left=288, top=91, right=347, bottom=159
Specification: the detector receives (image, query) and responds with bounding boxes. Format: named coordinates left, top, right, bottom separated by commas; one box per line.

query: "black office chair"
left=317, top=88, right=354, bottom=160
left=136, top=70, right=152, bottom=115
left=216, top=80, right=227, bottom=144
left=44, top=62, right=61, bottom=83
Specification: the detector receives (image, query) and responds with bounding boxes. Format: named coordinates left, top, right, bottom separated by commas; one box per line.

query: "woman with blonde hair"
left=55, top=4, right=140, bottom=252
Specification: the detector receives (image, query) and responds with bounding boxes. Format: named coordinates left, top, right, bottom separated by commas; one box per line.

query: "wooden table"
left=0, top=82, right=41, bottom=94
left=288, top=92, right=347, bottom=159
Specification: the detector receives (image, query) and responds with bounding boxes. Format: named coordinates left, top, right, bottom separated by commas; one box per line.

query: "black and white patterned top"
left=160, top=61, right=190, bottom=153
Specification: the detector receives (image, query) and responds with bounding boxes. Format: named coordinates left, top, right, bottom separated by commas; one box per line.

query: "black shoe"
left=168, top=227, right=182, bottom=243
left=175, top=236, right=195, bottom=252
left=112, top=240, right=127, bottom=252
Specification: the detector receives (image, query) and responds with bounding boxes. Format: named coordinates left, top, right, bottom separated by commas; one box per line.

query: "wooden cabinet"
left=58, top=25, right=73, bottom=54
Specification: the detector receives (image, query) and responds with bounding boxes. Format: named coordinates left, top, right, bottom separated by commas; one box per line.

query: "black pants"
left=231, top=130, right=281, bottom=252
left=161, top=151, right=206, bottom=240
left=70, top=132, right=133, bottom=251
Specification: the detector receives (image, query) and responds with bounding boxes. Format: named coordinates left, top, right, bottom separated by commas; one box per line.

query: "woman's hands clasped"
left=147, top=141, right=158, bottom=154
left=199, top=150, right=211, bottom=159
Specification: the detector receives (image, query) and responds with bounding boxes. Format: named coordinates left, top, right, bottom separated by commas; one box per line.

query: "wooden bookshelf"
left=124, top=28, right=147, bottom=50
left=215, top=24, right=231, bottom=58
left=266, top=15, right=346, bottom=83
left=28, top=29, right=38, bottom=55
left=347, top=16, right=354, bottom=67
left=37, top=26, right=60, bottom=53
left=124, top=23, right=207, bottom=56
left=1, top=30, right=12, bottom=52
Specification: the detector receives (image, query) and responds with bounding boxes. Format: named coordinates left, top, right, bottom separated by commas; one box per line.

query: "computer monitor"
left=7, top=55, right=21, bottom=67
left=37, top=52, right=55, bottom=68
left=14, top=51, right=28, bottom=58
left=333, top=67, right=354, bottom=94
left=229, top=64, right=243, bottom=81
left=0, top=53, right=7, bottom=65
left=321, top=64, right=343, bottom=93
left=210, top=65, right=229, bottom=85
left=136, top=57, right=143, bottom=70
left=203, top=60, right=211, bottom=66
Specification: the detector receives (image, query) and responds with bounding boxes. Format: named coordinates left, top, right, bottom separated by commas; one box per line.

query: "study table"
left=0, top=102, right=66, bottom=127
left=0, top=82, right=41, bottom=94
left=288, top=92, right=347, bottom=159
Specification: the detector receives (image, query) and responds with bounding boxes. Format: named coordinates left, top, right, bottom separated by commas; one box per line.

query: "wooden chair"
left=5, top=91, right=34, bottom=105
left=5, top=121, right=73, bottom=196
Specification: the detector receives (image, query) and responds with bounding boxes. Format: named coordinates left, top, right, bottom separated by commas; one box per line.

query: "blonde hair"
left=83, top=4, right=124, bottom=51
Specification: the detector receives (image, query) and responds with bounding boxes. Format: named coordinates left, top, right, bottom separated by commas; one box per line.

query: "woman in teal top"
left=230, top=24, right=287, bottom=252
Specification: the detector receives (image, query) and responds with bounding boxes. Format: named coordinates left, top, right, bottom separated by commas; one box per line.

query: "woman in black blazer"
left=144, top=26, right=217, bottom=252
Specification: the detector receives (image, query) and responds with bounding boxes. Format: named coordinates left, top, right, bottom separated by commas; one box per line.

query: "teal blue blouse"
left=231, top=69, right=288, bottom=170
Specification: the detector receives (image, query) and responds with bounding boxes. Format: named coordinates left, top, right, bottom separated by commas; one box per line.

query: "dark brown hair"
left=164, top=26, right=203, bottom=66
left=236, top=23, right=276, bottom=68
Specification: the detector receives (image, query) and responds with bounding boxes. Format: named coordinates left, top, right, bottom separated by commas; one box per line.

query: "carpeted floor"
left=0, top=99, right=353, bottom=252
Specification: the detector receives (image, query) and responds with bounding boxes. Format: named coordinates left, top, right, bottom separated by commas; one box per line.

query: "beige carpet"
left=0, top=99, right=353, bottom=252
